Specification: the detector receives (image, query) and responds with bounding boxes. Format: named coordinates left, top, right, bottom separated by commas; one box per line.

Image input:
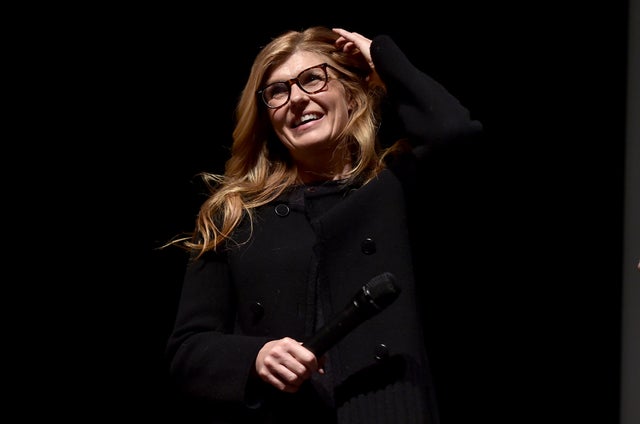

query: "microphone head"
left=361, top=272, right=401, bottom=311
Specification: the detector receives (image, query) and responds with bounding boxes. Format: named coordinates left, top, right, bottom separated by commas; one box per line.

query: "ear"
left=348, top=96, right=357, bottom=113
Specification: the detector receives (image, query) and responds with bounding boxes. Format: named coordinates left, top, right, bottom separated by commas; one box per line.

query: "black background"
left=37, top=2, right=631, bottom=423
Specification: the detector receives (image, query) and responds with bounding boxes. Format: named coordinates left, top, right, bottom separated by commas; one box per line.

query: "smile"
left=293, top=113, right=321, bottom=128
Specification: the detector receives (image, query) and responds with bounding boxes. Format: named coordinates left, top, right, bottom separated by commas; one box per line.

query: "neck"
left=293, top=144, right=353, bottom=184
left=297, top=162, right=352, bottom=184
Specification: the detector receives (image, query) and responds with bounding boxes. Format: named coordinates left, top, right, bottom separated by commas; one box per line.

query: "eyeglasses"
left=257, top=63, right=339, bottom=109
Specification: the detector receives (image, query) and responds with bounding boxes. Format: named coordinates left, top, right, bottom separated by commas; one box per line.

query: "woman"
left=165, top=26, right=482, bottom=423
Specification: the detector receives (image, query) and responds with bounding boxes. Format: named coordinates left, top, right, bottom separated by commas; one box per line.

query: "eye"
left=300, top=69, right=324, bottom=84
left=265, top=83, right=289, bottom=99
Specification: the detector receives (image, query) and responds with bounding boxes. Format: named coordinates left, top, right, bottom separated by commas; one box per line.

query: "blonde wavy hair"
left=171, top=26, right=401, bottom=258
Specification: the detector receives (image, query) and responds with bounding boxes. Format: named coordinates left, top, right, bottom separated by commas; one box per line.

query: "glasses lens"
left=298, top=65, right=328, bottom=94
left=263, top=83, right=289, bottom=108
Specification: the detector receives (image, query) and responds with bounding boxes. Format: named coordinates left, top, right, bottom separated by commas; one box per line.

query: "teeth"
left=299, top=113, right=318, bottom=125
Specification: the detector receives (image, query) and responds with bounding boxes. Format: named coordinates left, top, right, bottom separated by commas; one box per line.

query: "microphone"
left=303, top=272, right=401, bottom=357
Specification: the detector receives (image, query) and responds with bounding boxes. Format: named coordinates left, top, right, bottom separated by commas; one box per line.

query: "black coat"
left=166, top=34, right=482, bottom=424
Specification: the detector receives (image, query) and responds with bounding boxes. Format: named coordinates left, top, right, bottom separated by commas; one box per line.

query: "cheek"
left=268, top=110, right=287, bottom=133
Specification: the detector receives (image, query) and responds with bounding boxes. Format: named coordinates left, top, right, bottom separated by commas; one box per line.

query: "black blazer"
left=166, top=34, right=482, bottom=424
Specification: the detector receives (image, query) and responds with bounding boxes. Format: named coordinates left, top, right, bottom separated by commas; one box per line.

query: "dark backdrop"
left=54, top=3, right=629, bottom=423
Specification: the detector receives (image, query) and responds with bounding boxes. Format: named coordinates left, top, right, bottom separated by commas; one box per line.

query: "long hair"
left=172, top=26, right=393, bottom=258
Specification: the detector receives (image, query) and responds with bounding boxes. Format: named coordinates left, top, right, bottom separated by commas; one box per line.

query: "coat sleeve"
left=370, top=34, right=483, bottom=154
left=165, top=251, right=270, bottom=405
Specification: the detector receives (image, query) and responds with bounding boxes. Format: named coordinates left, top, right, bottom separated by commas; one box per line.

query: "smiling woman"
left=259, top=51, right=358, bottom=183
left=162, top=26, right=482, bottom=424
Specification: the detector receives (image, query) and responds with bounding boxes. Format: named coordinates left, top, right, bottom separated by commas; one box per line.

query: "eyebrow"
left=265, top=63, right=324, bottom=85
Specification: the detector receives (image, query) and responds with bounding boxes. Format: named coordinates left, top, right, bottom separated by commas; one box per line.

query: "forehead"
left=267, top=52, right=326, bottom=82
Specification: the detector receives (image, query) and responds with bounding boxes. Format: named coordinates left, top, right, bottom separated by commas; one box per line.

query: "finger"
left=269, top=345, right=313, bottom=379
left=332, top=27, right=348, bottom=36
left=273, top=364, right=309, bottom=393
left=264, top=371, right=301, bottom=392
left=335, top=38, right=355, bottom=52
left=260, top=358, right=300, bottom=389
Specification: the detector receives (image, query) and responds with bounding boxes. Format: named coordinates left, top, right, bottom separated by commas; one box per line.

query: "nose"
left=288, top=82, right=309, bottom=105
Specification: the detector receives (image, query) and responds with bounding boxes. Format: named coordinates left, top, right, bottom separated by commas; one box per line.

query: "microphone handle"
left=303, top=301, right=365, bottom=357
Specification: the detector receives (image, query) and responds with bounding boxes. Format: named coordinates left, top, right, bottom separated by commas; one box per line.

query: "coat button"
left=250, top=302, right=265, bottom=322
left=361, top=237, right=376, bottom=254
left=374, top=343, right=389, bottom=361
left=274, top=204, right=290, bottom=217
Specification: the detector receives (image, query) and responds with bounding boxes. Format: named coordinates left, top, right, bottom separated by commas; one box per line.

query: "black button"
left=361, top=237, right=376, bottom=254
left=374, top=344, right=389, bottom=360
left=274, top=204, right=290, bottom=217
left=250, top=302, right=265, bottom=322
